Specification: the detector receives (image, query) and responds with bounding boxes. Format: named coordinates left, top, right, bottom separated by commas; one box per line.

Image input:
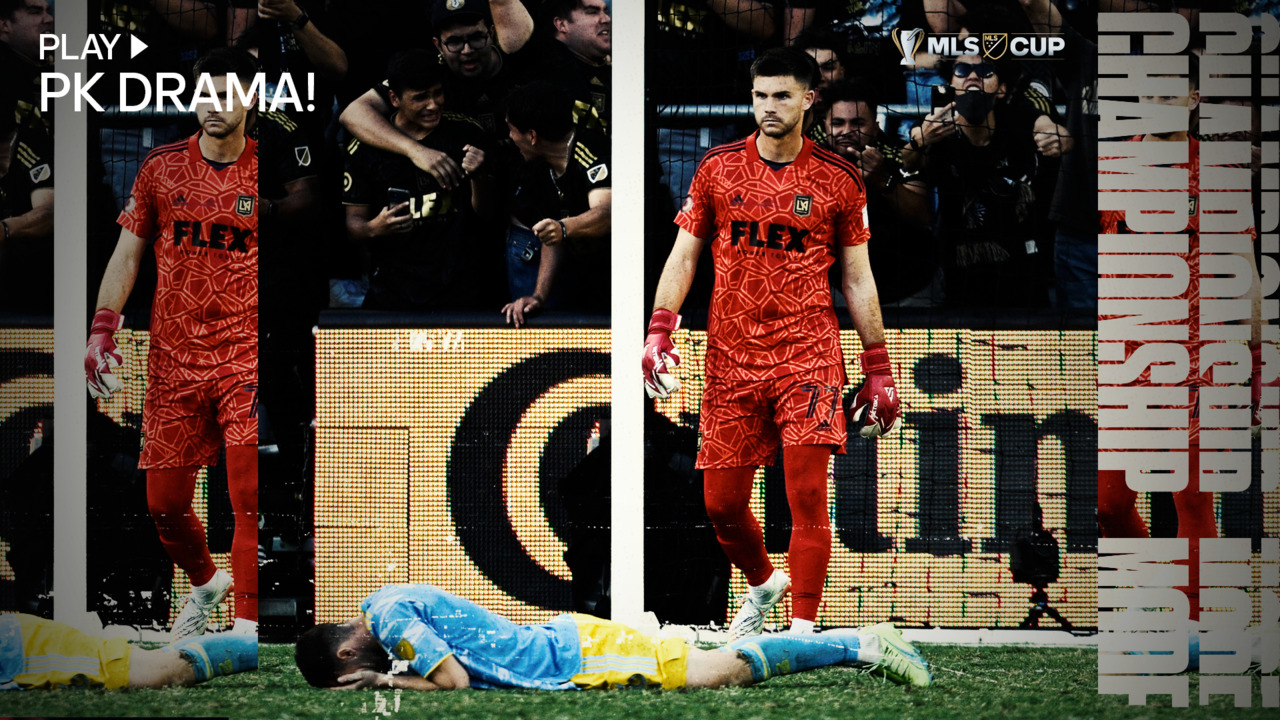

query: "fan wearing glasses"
left=906, top=53, right=1071, bottom=163
left=339, top=0, right=535, bottom=190
left=901, top=52, right=1071, bottom=309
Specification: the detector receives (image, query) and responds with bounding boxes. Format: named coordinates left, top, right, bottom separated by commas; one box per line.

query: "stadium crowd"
left=86, top=0, right=613, bottom=328
left=648, top=0, right=1101, bottom=313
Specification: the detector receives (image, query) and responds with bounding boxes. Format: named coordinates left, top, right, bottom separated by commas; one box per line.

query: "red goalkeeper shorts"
left=696, top=364, right=847, bottom=470
left=139, top=369, right=258, bottom=469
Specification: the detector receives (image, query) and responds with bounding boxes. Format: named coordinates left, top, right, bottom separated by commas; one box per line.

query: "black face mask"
left=955, top=90, right=996, bottom=123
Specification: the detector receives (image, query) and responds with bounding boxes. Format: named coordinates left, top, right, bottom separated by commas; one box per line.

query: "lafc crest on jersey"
left=793, top=195, right=812, bottom=217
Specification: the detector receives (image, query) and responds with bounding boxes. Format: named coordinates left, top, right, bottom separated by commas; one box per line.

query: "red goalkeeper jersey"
left=676, top=132, right=869, bottom=382
left=118, top=133, right=258, bottom=380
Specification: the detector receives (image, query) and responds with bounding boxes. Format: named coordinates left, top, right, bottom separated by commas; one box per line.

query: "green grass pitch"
left=0, top=643, right=1274, bottom=719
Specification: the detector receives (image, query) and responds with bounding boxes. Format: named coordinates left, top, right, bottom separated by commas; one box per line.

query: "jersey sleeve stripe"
left=700, top=139, right=747, bottom=163
left=138, top=139, right=189, bottom=171
left=811, top=145, right=866, bottom=192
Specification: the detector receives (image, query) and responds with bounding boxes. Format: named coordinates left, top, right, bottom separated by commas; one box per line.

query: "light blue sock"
left=722, top=632, right=860, bottom=682
left=168, top=634, right=259, bottom=682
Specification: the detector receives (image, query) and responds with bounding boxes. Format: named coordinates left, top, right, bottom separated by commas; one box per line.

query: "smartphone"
left=931, top=85, right=955, bottom=112
left=387, top=187, right=411, bottom=213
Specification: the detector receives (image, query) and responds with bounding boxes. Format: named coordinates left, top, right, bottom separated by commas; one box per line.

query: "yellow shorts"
left=569, top=614, right=688, bottom=690
left=14, top=615, right=132, bottom=690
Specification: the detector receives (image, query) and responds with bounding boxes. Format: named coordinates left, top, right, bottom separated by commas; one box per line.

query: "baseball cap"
left=432, top=0, right=491, bottom=32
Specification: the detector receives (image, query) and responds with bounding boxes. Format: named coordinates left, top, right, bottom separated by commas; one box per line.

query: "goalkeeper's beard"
left=201, top=115, right=244, bottom=139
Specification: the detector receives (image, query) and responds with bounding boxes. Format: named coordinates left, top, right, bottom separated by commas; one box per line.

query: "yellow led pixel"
left=0, top=328, right=54, bottom=585
left=656, top=328, right=1100, bottom=629
left=315, top=328, right=611, bottom=624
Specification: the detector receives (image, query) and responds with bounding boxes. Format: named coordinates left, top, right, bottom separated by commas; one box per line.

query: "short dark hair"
left=505, top=81, right=574, bottom=139
left=822, top=79, right=878, bottom=115
left=295, top=623, right=391, bottom=688
left=793, top=28, right=849, bottom=68
left=387, top=48, right=447, bottom=98
left=0, top=0, right=31, bottom=21
left=231, top=19, right=275, bottom=54
left=544, top=0, right=588, bottom=22
left=750, top=47, right=819, bottom=90
left=192, top=47, right=260, bottom=80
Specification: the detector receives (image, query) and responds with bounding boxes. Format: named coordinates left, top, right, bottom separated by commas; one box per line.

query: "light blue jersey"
left=360, top=585, right=582, bottom=690
left=0, top=614, right=21, bottom=690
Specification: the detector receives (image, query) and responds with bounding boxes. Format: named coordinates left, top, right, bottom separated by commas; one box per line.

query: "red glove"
left=86, top=308, right=125, bottom=400
left=1253, top=343, right=1277, bottom=438
left=642, top=309, right=681, bottom=399
left=849, top=343, right=900, bottom=438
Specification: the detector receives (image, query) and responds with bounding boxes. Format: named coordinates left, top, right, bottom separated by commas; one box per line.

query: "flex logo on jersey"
left=729, top=220, right=809, bottom=253
left=172, top=220, right=252, bottom=252
left=793, top=195, right=812, bottom=217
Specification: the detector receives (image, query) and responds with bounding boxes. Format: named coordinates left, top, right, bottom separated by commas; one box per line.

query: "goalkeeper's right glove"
left=86, top=308, right=125, bottom=400
left=848, top=343, right=900, bottom=438
left=642, top=308, right=681, bottom=399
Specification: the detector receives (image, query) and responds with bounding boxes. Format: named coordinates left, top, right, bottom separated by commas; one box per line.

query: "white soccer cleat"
left=170, top=569, right=233, bottom=642
left=860, top=622, right=932, bottom=687
left=728, top=569, right=791, bottom=641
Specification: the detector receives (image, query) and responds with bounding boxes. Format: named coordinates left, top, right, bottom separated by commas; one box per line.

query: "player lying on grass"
left=0, top=613, right=257, bottom=690
left=294, top=584, right=930, bottom=691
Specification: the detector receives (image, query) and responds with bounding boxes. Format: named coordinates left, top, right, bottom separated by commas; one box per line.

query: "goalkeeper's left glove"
left=1253, top=342, right=1277, bottom=437
left=848, top=343, right=900, bottom=438
left=643, top=309, right=681, bottom=399
left=85, top=308, right=125, bottom=400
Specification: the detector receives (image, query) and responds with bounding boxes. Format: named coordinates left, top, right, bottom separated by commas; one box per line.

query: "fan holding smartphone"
left=343, top=49, right=498, bottom=311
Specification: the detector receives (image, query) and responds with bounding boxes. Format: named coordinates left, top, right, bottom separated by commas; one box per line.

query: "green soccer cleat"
left=865, top=623, right=932, bottom=688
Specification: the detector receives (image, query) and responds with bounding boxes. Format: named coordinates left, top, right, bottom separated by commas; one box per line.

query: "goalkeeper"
left=0, top=613, right=256, bottom=690
left=644, top=47, right=899, bottom=639
left=295, top=584, right=930, bottom=690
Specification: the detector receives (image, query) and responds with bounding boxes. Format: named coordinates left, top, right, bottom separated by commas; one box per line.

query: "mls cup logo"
left=982, top=33, right=1008, bottom=60
left=892, top=28, right=925, bottom=66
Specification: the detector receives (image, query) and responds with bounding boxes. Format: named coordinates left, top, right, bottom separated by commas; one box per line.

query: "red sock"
left=704, top=466, right=773, bottom=587
left=226, top=445, right=259, bottom=622
left=783, top=445, right=833, bottom=622
left=1174, top=444, right=1214, bottom=621
left=147, top=466, right=217, bottom=587
left=1098, top=469, right=1149, bottom=539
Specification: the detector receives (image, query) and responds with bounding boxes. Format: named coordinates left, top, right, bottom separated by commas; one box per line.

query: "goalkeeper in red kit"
left=645, top=47, right=899, bottom=638
left=84, top=48, right=259, bottom=640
